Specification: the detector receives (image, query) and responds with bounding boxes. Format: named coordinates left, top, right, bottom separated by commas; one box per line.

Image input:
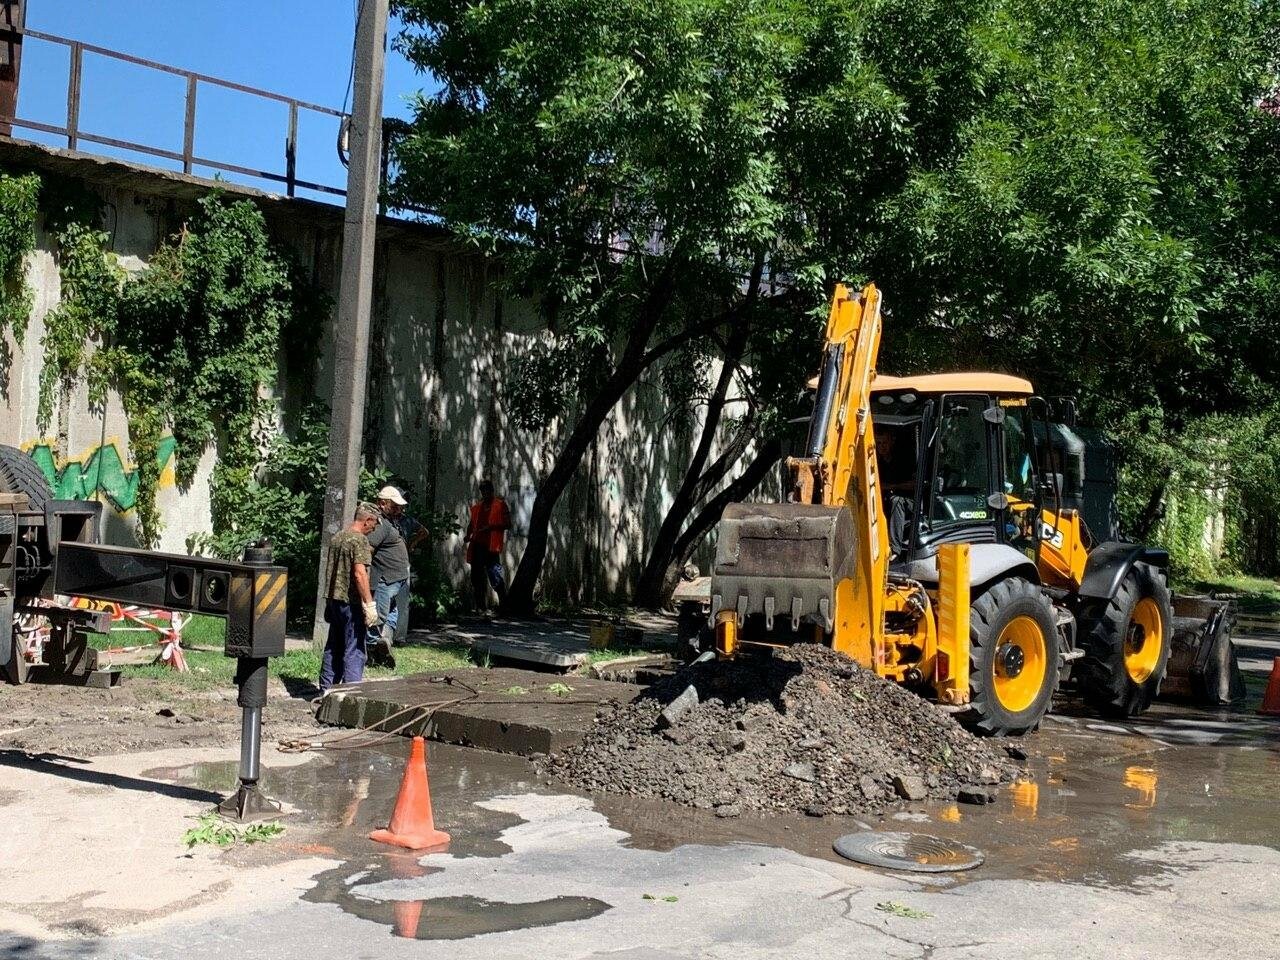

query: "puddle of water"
left=148, top=740, right=612, bottom=940
left=587, top=704, right=1280, bottom=890
left=144, top=697, right=1280, bottom=933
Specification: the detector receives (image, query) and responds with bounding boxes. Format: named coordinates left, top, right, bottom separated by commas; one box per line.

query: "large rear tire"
left=1077, top=562, right=1172, bottom=717
left=0, top=444, right=52, bottom=512
left=962, top=577, right=1059, bottom=736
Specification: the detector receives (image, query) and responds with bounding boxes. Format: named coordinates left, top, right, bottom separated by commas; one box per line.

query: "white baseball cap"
left=377, top=485, right=407, bottom=506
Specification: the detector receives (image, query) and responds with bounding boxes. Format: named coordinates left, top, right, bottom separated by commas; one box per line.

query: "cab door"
left=997, top=398, right=1041, bottom=558
left=922, top=393, right=1001, bottom=547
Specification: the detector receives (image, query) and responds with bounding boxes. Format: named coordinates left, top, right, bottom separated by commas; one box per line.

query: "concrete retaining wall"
left=0, top=140, right=741, bottom=604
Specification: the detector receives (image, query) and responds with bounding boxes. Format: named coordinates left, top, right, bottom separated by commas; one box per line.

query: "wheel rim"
left=1124, top=597, right=1164, bottom=684
left=991, top=615, right=1048, bottom=714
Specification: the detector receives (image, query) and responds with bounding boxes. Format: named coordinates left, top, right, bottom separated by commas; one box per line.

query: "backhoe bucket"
left=1161, top=595, right=1244, bottom=707
left=709, top=502, right=855, bottom=643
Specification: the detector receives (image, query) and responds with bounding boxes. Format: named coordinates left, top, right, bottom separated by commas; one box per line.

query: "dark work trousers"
left=320, top=598, right=367, bottom=692
left=470, top=549, right=507, bottom=611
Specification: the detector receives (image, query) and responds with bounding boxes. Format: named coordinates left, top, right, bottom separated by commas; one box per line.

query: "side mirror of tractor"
left=1048, top=396, right=1078, bottom=428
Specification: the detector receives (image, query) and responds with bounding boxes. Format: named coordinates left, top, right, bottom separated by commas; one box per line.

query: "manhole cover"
left=832, top=832, right=984, bottom=873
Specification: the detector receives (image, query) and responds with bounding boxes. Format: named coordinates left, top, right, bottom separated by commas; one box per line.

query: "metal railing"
left=0, top=25, right=348, bottom=198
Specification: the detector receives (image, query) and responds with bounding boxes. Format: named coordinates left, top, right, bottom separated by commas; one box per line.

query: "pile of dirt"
left=543, top=644, right=1020, bottom=817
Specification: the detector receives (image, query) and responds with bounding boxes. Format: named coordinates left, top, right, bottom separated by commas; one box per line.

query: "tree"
left=390, top=0, right=1280, bottom=608
left=391, top=0, right=995, bottom=610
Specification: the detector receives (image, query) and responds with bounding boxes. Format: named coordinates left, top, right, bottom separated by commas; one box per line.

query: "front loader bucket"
left=709, top=502, right=855, bottom=643
left=1161, top=595, right=1245, bottom=707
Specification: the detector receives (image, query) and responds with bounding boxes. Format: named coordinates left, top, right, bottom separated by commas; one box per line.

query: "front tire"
left=1077, top=562, right=1172, bottom=717
left=962, top=577, right=1059, bottom=736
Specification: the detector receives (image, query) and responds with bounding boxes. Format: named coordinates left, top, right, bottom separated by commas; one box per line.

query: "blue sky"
left=18, top=2, right=435, bottom=204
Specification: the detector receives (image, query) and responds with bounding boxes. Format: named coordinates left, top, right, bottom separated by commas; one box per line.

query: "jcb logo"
left=1039, top=521, right=1065, bottom=550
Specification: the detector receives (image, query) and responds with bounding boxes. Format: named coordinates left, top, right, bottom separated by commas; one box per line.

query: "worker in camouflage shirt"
left=319, top=502, right=381, bottom=693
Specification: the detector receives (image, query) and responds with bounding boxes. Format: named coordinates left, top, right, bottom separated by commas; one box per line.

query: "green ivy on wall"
left=0, top=172, right=317, bottom=549
left=0, top=172, right=39, bottom=343
left=40, top=219, right=124, bottom=429
left=95, top=193, right=298, bottom=546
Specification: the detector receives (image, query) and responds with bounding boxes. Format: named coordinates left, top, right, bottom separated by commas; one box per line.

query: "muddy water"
left=148, top=700, right=1280, bottom=939
left=595, top=704, right=1280, bottom=888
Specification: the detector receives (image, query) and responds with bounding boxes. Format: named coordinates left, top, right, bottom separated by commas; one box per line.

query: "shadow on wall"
left=359, top=241, right=753, bottom=607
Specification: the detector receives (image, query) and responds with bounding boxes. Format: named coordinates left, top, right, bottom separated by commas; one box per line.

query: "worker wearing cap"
left=464, top=478, right=511, bottom=611
left=367, top=485, right=427, bottom=654
left=319, top=502, right=381, bottom=693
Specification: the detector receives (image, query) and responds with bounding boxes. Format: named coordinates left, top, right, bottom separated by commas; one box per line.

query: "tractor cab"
left=869, top=373, right=1078, bottom=586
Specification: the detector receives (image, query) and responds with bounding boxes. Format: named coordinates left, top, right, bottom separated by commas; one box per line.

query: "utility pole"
left=312, top=0, right=388, bottom=647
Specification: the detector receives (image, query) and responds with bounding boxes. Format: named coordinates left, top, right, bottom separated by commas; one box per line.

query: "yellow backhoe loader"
left=705, top=283, right=1236, bottom=735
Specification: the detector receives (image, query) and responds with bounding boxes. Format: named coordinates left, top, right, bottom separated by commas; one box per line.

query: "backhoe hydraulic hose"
left=805, top=344, right=844, bottom=457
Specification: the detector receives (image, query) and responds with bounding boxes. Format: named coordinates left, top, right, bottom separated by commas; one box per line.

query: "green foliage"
left=242, top=822, right=287, bottom=844
left=25, top=184, right=325, bottom=553
left=104, top=194, right=292, bottom=545
left=39, top=220, right=124, bottom=429
left=1112, top=404, right=1280, bottom=580
left=392, top=0, right=1280, bottom=597
left=182, top=813, right=285, bottom=849
left=183, top=814, right=238, bottom=848
left=875, top=901, right=931, bottom=920
left=876, top=0, right=1280, bottom=423
left=189, top=402, right=462, bottom=624
left=0, top=172, right=39, bottom=343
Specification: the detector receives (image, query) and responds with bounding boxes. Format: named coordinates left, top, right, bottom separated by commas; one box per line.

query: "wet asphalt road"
left=3, top=692, right=1279, bottom=959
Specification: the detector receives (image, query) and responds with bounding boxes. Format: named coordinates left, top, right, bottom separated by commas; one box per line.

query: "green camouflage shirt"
left=324, top=529, right=372, bottom=603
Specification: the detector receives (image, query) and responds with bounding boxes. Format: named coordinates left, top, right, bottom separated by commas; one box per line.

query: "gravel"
left=543, top=643, right=1019, bottom=816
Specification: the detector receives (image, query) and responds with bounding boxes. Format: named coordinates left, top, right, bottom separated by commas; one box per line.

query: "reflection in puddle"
left=1123, top=767, right=1158, bottom=809
left=1011, top=780, right=1039, bottom=820
left=346, top=893, right=610, bottom=940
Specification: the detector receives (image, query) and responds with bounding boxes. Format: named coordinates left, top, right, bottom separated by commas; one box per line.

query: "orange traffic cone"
left=1259, top=657, right=1280, bottom=717
left=370, top=736, right=451, bottom=850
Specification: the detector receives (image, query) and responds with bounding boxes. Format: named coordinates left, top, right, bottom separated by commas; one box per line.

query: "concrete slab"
left=314, top=668, right=643, bottom=756
left=469, top=620, right=594, bottom=669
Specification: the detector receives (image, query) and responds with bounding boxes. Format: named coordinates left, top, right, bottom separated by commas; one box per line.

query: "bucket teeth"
left=791, top=597, right=803, bottom=632
left=764, top=596, right=776, bottom=631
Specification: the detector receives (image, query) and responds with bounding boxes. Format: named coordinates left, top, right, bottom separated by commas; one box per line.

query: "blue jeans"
left=470, top=549, right=506, bottom=611
left=368, top=578, right=407, bottom=647
left=320, top=598, right=366, bottom=692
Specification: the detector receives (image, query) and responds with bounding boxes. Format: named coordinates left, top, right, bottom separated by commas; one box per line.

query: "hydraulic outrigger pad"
left=216, top=656, right=283, bottom=822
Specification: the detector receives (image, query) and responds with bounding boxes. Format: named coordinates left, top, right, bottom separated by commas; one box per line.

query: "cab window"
left=931, top=395, right=992, bottom=526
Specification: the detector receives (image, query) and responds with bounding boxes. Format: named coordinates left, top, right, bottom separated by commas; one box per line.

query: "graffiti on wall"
left=22, top=437, right=177, bottom=513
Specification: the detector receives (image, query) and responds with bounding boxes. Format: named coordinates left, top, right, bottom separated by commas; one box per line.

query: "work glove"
left=362, top=600, right=380, bottom=628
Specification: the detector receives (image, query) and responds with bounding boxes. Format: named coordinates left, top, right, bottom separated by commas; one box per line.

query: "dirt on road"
left=0, top=678, right=316, bottom=757
left=544, top=644, right=1020, bottom=817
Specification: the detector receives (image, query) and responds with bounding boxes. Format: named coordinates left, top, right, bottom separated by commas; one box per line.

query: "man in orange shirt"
left=464, top=479, right=511, bottom=611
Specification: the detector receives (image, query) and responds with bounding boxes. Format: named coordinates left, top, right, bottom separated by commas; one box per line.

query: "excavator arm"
left=710, top=284, right=891, bottom=662
left=709, top=283, right=970, bottom=704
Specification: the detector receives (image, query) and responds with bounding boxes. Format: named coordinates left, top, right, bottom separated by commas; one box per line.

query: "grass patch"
left=1188, top=574, right=1280, bottom=615
left=91, top=633, right=473, bottom=693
